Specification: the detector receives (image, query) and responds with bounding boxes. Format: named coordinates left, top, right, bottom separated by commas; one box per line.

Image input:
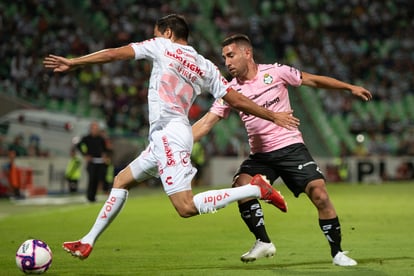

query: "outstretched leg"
left=63, top=166, right=137, bottom=259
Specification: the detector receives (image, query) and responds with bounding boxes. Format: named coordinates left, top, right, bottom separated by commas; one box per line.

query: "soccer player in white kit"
left=192, top=34, right=372, bottom=266
left=43, top=15, right=299, bottom=260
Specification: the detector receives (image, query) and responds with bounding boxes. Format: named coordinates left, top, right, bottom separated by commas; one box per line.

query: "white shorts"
left=128, top=121, right=197, bottom=196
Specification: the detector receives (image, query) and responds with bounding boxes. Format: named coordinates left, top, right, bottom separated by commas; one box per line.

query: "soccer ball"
left=15, top=239, right=52, bottom=274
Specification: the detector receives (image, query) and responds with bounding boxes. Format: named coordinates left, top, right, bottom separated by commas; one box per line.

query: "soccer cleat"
left=63, top=240, right=93, bottom=260
left=250, top=174, right=287, bottom=212
left=332, top=251, right=357, bottom=266
left=241, top=240, right=276, bottom=263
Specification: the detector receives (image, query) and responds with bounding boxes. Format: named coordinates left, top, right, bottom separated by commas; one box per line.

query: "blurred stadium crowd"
left=1, top=0, right=414, bottom=158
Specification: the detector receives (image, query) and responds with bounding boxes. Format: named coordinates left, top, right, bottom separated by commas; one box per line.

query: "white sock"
left=81, top=188, right=128, bottom=245
left=193, top=184, right=260, bottom=214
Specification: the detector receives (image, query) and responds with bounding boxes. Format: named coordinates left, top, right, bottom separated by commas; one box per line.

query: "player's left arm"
left=301, top=71, right=372, bottom=101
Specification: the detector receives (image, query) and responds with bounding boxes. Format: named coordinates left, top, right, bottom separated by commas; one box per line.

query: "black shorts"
left=235, top=143, right=325, bottom=197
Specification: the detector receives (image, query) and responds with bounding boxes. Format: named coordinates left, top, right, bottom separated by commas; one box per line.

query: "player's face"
left=222, top=43, right=249, bottom=78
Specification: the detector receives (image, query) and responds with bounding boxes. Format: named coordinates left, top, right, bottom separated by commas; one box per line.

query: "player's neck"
left=171, top=38, right=188, bottom=45
left=238, top=62, right=258, bottom=82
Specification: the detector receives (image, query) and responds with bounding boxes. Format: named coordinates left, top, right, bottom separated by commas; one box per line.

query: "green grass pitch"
left=1, top=182, right=414, bottom=275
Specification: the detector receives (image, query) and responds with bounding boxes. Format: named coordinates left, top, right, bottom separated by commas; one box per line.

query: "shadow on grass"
left=212, top=256, right=414, bottom=276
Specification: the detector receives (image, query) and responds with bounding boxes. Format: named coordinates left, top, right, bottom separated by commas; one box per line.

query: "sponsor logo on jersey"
left=165, top=50, right=205, bottom=77
left=162, top=135, right=176, bottom=167
left=176, top=65, right=198, bottom=83
left=261, top=97, right=280, bottom=109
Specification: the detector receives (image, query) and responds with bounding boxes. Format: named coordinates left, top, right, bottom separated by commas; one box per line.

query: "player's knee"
left=310, top=188, right=331, bottom=210
left=175, top=206, right=196, bottom=218
left=307, top=184, right=331, bottom=210
left=314, top=194, right=330, bottom=209
left=232, top=174, right=250, bottom=188
left=112, top=175, right=124, bottom=189
left=112, top=170, right=135, bottom=190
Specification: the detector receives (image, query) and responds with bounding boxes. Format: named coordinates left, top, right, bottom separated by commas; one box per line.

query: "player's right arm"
left=43, top=45, right=135, bottom=72
left=192, top=112, right=222, bottom=142
left=223, top=88, right=300, bottom=129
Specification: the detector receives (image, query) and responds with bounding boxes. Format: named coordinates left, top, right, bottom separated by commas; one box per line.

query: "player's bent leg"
left=169, top=190, right=199, bottom=218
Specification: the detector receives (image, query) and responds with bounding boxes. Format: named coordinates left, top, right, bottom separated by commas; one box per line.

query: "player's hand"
left=43, top=54, right=75, bottom=72
left=273, top=110, right=300, bottom=130
left=351, top=85, right=372, bottom=101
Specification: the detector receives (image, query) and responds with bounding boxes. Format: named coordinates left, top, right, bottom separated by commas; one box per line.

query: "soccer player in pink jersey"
left=193, top=34, right=372, bottom=266
left=43, top=15, right=298, bottom=260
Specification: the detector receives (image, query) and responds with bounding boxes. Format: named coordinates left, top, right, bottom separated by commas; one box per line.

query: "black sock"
left=239, top=199, right=271, bottom=243
left=319, top=217, right=342, bottom=257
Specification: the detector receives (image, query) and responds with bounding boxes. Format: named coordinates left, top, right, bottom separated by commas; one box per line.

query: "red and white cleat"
left=250, top=174, right=287, bottom=212
left=63, top=240, right=93, bottom=260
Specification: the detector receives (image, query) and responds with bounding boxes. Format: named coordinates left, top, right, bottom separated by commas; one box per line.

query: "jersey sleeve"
left=203, top=59, right=231, bottom=99
left=274, top=63, right=302, bottom=87
left=209, top=98, right=231, bottom=119
left=130, top=38, right=159, bottom=60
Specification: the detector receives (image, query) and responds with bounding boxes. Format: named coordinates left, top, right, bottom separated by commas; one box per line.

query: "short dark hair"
left=156, top=14, right=189, bottom=41
left=221, top=34, right=252, bottom=48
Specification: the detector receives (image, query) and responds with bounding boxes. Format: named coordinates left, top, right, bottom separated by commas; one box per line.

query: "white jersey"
left=130, top=37, right=229, bottom=134
left=129, top=37, right=231, bottom=195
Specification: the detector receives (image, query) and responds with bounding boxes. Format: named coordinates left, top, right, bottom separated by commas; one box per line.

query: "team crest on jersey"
left=263, top=73, right=273, bottom=84
left=180, top=151, right=191, bottom=167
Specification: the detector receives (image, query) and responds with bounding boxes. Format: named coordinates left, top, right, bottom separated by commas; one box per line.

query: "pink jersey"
left=130, top=37, right=230, bottom=134
left=210, top=63, right=305, bottom=154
